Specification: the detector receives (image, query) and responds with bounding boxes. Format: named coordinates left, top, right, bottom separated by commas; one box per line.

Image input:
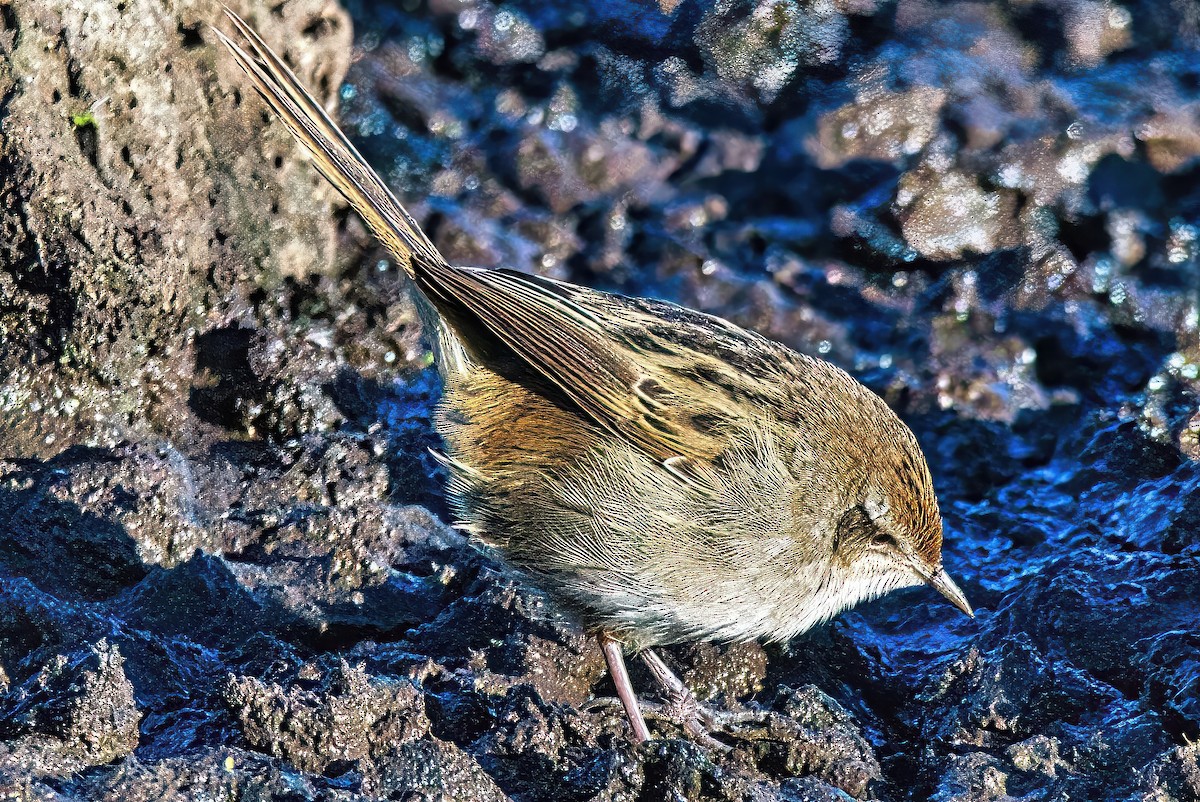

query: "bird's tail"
left=212, top=7, right=443, bottom=279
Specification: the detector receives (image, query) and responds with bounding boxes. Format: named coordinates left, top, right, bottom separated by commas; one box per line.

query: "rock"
left=744, top=685, right=881, bottom=799
left=70, top=747, right=366, bottom=801
left=693, top=0, right=848, bottom=105
left=223, top=660, right=429, bottom=775
left=0, top=640, right=140, bottom=774
left=1137, top=631, right=1200, bottom=741
left=0, top=0, right=350, bottom=458
left=896, top=169, right=1014, bottom=260
left=809, top=87, right=948, bottom=169
left=1004, top=735, right=1069, bottom=780
left=470, top=5, right=545, bottom=65
left=376, top=739, right=510, bottom=801
left=1138, top=107, right=1200, bottom=173
left=640, top=739, right=725, bottom=801
left=0, top=444, right=209, bottom=600
left=930, top=752, right=1013, bottom=802
left=776, top=776, right=858, bottom=801
left=917, top=634, right=1113, bottom=749
left=1053, top=0, right=1133, bottom=69
left=218, top=502, right=465, bottom=638
left=510, top=125, right=661, bottom=215
left=1139, top=745, right=1200, bottom=802
left=676, top=640, right=769, bottom=703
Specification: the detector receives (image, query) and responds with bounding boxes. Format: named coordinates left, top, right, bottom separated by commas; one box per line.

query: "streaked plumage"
left=215, top=10, right=972, bottom=744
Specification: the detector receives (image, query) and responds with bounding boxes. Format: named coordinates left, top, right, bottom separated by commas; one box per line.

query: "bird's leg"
left=639, top=649, right=738, bottom=751
left=639, top=649, right=711, bottom=736
left=597, top=632, right=650, bottom=743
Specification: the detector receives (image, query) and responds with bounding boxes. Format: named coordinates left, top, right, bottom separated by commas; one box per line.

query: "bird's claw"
left=587, top=694, right=770, bottom=751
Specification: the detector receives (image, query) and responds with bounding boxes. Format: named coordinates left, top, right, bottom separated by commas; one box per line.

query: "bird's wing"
left=417, top=265, right=695, bottom=461
left=417, top=263, right=790, bottom=473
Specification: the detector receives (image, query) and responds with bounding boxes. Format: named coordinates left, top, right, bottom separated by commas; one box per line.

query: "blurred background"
left=0, top=0, right=1198, bottom=800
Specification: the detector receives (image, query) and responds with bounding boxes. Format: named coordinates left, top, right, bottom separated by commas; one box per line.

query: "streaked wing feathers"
left=416, top=264, right=713, bottom=463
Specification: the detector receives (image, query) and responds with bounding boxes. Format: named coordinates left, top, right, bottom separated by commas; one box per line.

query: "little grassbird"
left=216, top=10, right=973, bottom=745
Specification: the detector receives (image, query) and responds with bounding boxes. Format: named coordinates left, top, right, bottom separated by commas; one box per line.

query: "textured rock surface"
left=0, top=639, right=140, bottom=775
left=2, top=0, right=1199, bottom=800
left=0, top=0, right=350, bottom=458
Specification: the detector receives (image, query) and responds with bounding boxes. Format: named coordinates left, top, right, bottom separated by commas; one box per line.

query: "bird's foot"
left=638, top=649, right=770, bottom=751
left=654, top=691, right=733, bottom=752
left=591, top=633, right=770, bottom=749
left=585, top=693, right=768, bottom=751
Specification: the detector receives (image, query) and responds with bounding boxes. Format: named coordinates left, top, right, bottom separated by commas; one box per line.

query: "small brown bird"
left=215, top=10, right=972, bottom=745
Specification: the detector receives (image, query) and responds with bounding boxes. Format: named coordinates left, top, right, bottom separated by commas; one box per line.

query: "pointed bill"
left=904, top=549, right=974, bottom=618
left=926, top=568, right=973, bottom=617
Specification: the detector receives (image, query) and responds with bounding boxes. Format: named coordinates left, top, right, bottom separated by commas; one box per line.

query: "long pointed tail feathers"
left=212, top=7, right=444, bottom=279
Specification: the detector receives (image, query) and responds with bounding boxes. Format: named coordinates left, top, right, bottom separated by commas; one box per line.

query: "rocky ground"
left=2, top=0, right=1199, bottom=799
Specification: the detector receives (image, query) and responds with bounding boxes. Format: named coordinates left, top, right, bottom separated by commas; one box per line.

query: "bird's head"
left=829, top=435, right=972, bottom=618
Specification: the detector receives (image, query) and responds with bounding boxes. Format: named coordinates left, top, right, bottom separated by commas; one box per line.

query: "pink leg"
left=597, top=632, right=650, bottom=743
left=641, top=649, right=708, bottom=736
left=641, top=648, right=731, bottom=751
left=640, top=649, right=694, bottom=706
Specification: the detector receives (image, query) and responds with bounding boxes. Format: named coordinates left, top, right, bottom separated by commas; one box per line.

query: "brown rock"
left=809, top=87, right=947, bottom=169
left=0, top=640, right=141, bottom=775
left=0, top=0, right=350, bottom=458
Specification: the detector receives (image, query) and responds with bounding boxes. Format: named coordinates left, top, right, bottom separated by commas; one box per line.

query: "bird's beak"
left=907, top=554, right=973, bottom=617
left=926, top=567, right=973, bottom=617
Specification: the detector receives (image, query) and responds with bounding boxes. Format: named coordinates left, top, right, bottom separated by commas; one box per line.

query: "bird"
left=214, top=8, right=973, bottom=746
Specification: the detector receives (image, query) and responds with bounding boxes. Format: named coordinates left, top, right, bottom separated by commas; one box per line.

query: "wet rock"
left=218, top=502, right=465, bottom=638
left=0, top=578, right=116, bottom=697
left=70, top=747, right=366, bottom=801
left=675, top=641, right=769, bottom=703
left=120, top=554, right=278, bottom=648
left=1004, top=735, right=1070, bottom=780
left=743, top=685, right=881, bottom=799
left=693, top=0, right=848, bottom=106
left=1137, top=631, right=1200, bottom=741
left=223, top=660, right=430, bottom=775
left=917, top=634, right=1115, bottom=749
left=1005, top=552, right=1200, bottom=695
left=930, top=752, right=1012, bottom=802
left=1139, top=744, right=1200, bottom=802
left=809, top=87, right=948, bottom=169
left=0, top=444, right=209, bottom=601
left=376, top=739, right=510, bottom=801
left=776, top=776, right=859, bottom=801
left=640, top=739, right=726, bottom=801
left=0, top=640, right=140, bottom=774
left=559, top=747, right=645, bottom=800
left=1073, top=419, right=1184, bottom=488
left=896, top=169, right=1015, bottom=261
